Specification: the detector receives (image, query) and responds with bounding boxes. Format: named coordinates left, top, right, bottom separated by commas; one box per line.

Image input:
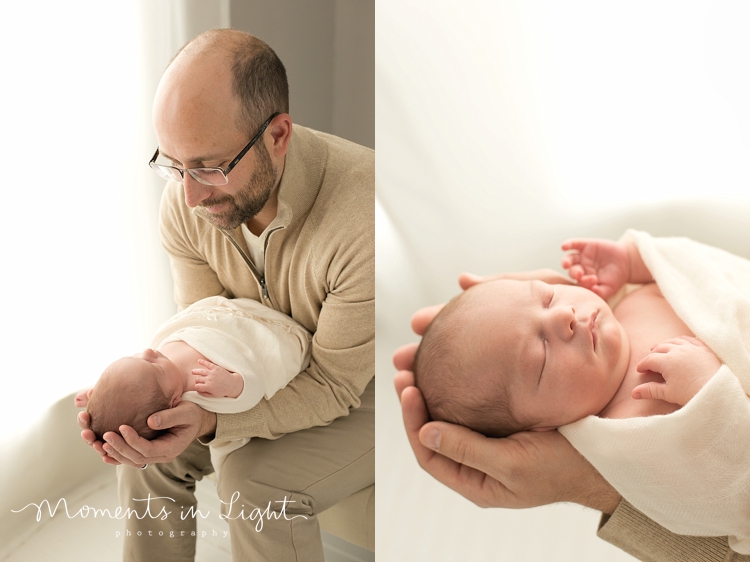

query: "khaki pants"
left=117, top=379, right=374, bottom=561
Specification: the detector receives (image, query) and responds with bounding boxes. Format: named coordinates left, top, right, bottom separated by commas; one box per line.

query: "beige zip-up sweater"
left=159, top=124, right=374, bottom=442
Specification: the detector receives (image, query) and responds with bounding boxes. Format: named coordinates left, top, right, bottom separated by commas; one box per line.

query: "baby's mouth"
left=589, top=311, right=599, bottom=351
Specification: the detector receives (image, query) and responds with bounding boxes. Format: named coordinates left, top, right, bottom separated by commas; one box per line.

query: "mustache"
left=201, top=195, right=233, bottom=208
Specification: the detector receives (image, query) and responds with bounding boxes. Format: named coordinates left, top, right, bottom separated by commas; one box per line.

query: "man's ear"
left=268, top=113, right=293, bottom=158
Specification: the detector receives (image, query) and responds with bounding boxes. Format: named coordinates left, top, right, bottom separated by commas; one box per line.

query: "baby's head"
left=87, top=348, right=185, bottom=441
left=414, top=279, right=630, bottom=437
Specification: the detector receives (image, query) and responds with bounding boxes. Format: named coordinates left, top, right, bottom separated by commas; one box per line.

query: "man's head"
left=152, top=29, right=292, bottom=229
left=414, top=279, right=630, bottom=437
left=87, top=349, right=185, bottom=441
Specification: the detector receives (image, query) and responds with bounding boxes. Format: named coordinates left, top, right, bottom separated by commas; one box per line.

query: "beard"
left=200, top=140, right=277, bottom=230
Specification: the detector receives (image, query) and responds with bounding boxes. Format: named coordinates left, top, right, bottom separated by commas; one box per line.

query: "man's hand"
left=394, top=270, right=622, bottom=514
left=78, top=401, right=216, bottom=468
left=394, top=366, right=620, bottom=513
left=633, top=336, right=721, bottom=406
left=192, top=359, right=244, bottom=398
left=561, top=239, right=630, bottom=299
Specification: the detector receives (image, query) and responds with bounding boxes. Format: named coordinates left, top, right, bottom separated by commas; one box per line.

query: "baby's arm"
left=561, top=238, right=653, bottom=299
left=191, top=359, right=244, bottom=398
left=632, top=336, right=721, bottom=406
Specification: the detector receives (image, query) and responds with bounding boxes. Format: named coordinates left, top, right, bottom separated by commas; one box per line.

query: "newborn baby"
left=76, top=296, right=311, bottom=445
left=82, top=347, right=242, bottom=441
left=413, top=230, right=750, bottom=551
left=414, top=237, right=719, bottom=437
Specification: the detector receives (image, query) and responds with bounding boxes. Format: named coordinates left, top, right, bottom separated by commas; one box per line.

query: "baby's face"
left=128, top=348, right=184, bottom=407
left=469, top=279, right=629, bottom=429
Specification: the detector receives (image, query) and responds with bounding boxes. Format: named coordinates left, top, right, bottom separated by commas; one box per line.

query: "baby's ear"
left=87, top=388, right=94, bottom=399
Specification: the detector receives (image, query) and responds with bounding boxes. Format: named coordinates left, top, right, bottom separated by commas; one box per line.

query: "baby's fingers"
left=192, top=368, right=208, bottom=376
left=194, top=373, right=214, bottom=392
left=561, top=239, right=591, bottom=252
left=567, top=264, right=585, bottom=280
left=632, top=382, right=669, bottom=402
left=636, top=352, right=666, bottom=374
left=561, top=252, right=581, bottom=270
left=675, top=335, right=704, bottom=347
left=573, top=272, right=600, bottom=292
left=196, top=359, right=216, bottom=369
left=194, top=383, right=215, bottom=398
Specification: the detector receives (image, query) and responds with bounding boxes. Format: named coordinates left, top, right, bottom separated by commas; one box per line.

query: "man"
left=78, top=29, right=374, bottom=562
left=396, top=270, right=750, bottom=562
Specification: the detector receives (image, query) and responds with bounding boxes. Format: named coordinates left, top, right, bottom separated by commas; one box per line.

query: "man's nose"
left=182, top=173, right=212, bottom=208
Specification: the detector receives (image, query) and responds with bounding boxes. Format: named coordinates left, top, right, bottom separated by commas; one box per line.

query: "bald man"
left=78, top=29, right=374, bottom=562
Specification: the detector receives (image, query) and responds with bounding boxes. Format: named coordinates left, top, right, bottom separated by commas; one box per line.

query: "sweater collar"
left=192, top=124, right=327, bottom=235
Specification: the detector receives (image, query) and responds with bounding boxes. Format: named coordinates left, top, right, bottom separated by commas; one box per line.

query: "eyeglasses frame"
left=148, top=112, right=281, bottom=186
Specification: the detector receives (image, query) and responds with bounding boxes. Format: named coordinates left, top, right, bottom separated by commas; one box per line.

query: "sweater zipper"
left=218, top=226, right=283, bottom=302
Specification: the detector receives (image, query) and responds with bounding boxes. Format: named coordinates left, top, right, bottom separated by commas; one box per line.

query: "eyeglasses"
left=148, top=112, right=280, bottom=186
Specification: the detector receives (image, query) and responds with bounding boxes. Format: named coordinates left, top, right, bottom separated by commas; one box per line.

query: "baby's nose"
left=553, top=306, right=576, bottom=338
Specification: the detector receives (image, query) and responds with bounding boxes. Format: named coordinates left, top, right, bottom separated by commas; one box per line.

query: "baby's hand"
left=632, top=336, right=721, bottom=406
left=561, top=239, right=629, bottom=300
left=191, top=359, right=244, bottom=398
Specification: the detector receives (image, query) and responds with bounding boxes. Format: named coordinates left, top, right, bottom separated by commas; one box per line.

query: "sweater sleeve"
left=159, top=181, right=229, bottom=310
left=213, top=293, right=374, bottom=441
left=598, top=500, right=750, bottom=562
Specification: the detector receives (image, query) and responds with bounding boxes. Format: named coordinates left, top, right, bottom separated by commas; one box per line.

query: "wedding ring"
left=140, top=463, right=149, bottom=470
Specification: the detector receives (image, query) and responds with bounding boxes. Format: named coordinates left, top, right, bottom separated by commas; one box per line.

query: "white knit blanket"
left=559, top=230, right=750, bottom=553
left=151, top=296, right=311, bottom=473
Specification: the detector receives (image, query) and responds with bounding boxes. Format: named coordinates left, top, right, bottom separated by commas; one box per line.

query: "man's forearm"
left=213, top=363, right=373, bottom=442
left=198, top=410, right=217, bottom=441
left=565, top=455, right=622, bottom=514
left=586, top=488, right=622, bottom=516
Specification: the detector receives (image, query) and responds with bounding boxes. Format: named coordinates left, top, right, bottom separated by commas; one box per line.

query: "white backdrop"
left=0, top=1, right=229, bottom=554
left=0, top=0, right=230, bottom=448
left=0, top=3, right=144, bottom=444
left=376, top=1, right=750, bottom=560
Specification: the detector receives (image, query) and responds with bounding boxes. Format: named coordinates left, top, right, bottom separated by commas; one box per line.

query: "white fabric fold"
left=559, top=230, right=750, bottom=553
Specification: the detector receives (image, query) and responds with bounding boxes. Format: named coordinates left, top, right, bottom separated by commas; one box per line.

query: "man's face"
left=152, top=53, right=280, bottom=230
left=155, top=125, right=278, bottom=230
left=470, top=279, right=629, bottom=429
left=189, top=137, right=277, bottom=230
